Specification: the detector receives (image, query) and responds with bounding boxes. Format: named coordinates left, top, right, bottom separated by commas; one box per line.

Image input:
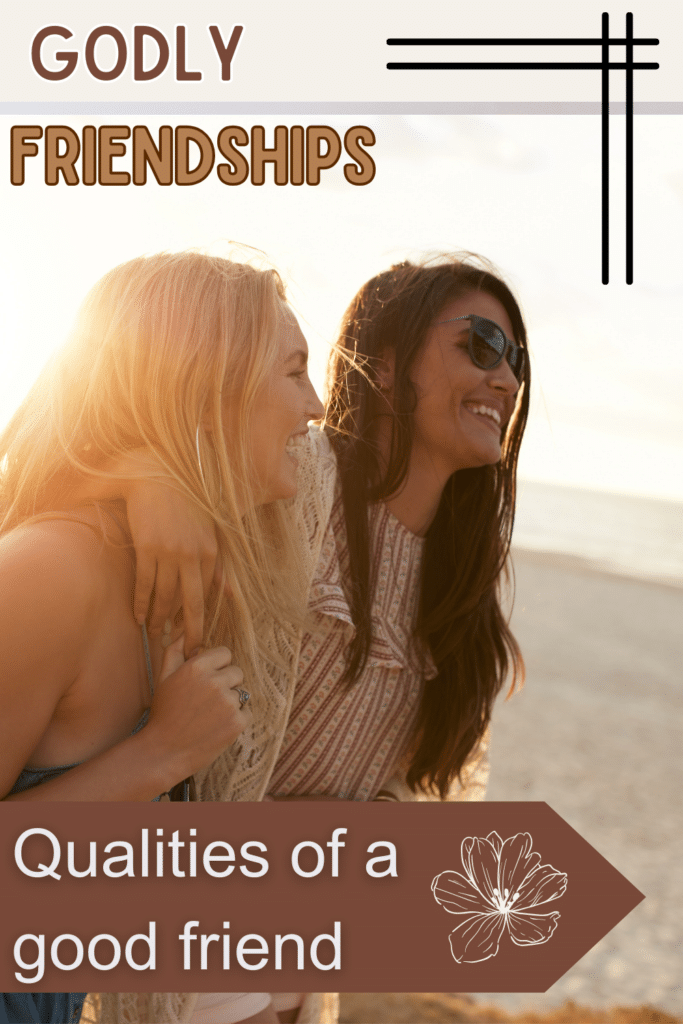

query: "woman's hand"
left=127, top=477, right=219, bottom=659
left=2, top=633, right=251, bottom=802
left=67, top=449, right=221, bottom=659
left=147, top=635, right=251, bottom=784
left=0, top=520, right=245, bottom=803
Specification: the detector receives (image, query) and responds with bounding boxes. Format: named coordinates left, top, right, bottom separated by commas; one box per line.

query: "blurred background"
left=2, top=113, right=681, bottom=1020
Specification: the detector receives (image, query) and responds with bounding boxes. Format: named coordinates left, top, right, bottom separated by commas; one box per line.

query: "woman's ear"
left=376, top=350, right=396, bottom=393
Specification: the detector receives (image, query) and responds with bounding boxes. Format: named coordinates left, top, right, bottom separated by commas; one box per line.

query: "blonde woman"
left=0, top=251, right=324, bottom=1024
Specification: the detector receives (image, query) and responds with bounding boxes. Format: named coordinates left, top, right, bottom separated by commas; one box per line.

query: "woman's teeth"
left=466, top=404, right=501, bottom=426
left=285, top=434, right=307, bottom=459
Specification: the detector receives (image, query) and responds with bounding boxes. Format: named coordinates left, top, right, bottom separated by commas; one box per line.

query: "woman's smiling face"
left=407, top=290, right=521, bottom=479
left=246, top=308, right=324, bottom=505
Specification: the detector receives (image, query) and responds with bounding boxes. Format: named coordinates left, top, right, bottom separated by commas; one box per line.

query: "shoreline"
left=511, top=545, right=683, bottom=592
left=483, top=553, right=682, bottom=1015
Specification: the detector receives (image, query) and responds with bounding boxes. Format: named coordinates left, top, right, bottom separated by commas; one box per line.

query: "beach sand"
left=341, top=549, right=683, bottom=1023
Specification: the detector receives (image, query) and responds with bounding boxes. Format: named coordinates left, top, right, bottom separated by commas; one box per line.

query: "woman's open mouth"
left=285, top=433, right=307, bottom=461
left=463, top=401, right=503, bottom=434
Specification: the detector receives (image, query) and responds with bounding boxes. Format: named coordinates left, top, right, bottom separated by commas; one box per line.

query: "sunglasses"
left=437, top=314, right=526, bottom=384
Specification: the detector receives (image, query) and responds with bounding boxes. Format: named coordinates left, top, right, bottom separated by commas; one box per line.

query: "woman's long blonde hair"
left=0, top=250, right=306, bottom=688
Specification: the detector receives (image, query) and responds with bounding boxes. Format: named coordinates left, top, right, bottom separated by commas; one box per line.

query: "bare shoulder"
left=0, top=518, right=121, bottom=796
left=0, top=518, right=111, bottom=637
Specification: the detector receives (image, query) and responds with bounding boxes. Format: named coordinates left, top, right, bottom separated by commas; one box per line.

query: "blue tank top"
left=1, top=991, right=85, bottom=1024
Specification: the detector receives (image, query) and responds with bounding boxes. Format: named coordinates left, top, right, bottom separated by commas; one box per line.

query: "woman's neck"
left=374, top=421, right=450, bottom=538
left=382, top=465, right=448, bottom=537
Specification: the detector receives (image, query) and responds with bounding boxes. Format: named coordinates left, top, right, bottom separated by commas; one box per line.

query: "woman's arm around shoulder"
left=67, top=428, right=337, bottom=657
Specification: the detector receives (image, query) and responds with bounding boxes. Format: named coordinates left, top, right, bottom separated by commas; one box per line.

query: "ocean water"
left=512, top=479, right=683, bottom=588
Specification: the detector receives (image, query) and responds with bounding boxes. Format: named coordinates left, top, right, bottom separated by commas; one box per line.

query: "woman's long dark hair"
left=325, top=256, right=530, bottom=798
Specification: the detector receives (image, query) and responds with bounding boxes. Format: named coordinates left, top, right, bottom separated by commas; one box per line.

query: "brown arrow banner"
left=0, top=802, right=643, bottom=992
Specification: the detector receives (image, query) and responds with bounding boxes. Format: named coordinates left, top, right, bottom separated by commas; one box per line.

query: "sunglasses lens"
left=470, top=319, right=505, bottom=369
left=509, top=349, right=525, bottom=383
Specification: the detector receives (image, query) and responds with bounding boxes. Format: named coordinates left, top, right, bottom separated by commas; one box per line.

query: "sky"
left=2, top=112, right=682, bottom=501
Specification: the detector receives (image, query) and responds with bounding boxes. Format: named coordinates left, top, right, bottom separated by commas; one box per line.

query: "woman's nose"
left=307, top=380, right=325, bottom=419
left=488, top=356, right=519, bottom=395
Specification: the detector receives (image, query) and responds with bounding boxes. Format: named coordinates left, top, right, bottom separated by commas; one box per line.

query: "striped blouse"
left=269, top=488, right=437, bottom=801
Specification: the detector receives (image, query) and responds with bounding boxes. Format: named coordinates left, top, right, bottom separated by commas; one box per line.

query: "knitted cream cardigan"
left=88, top=429, right=338, bottom=1024
left=87, top=427, right=489, bottom=1024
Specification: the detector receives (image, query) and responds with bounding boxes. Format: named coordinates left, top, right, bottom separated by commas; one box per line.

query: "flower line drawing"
left=431, top=831, right=568, bottom=963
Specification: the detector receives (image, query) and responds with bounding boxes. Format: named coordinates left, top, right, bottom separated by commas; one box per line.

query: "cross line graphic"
left=387, top=14, right=660, bottom=284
